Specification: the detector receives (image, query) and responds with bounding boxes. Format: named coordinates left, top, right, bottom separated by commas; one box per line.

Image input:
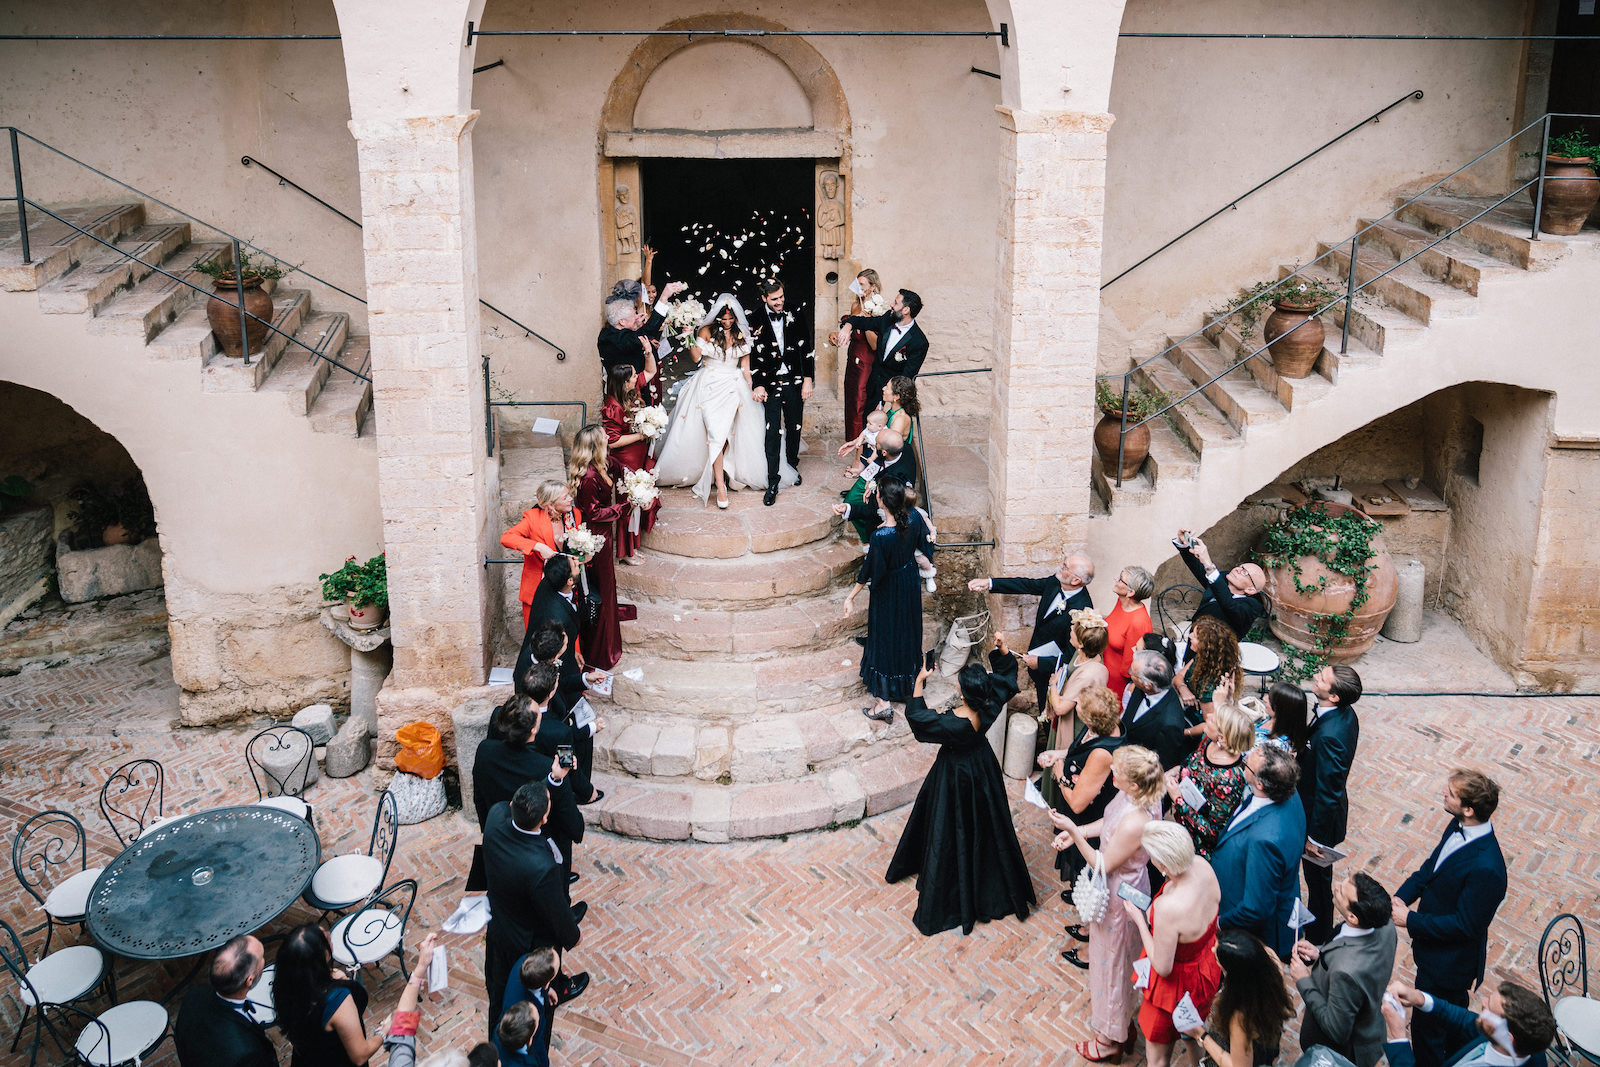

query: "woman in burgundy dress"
left=835, top=267, right=881, bottom=440
left=601, top=364, right=659, bottom=563
left=567, top=425, right=632, bottom=671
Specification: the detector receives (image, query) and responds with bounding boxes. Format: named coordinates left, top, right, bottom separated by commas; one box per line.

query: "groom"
left=750, top=278, right=813, bottom=506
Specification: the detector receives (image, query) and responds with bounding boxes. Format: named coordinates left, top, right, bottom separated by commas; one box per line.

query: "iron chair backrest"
left=12, top=809, right=90, bottom=907
left=366, top=790, right=400, bottom=891
left=1154, top=583, right=1203, bottom=640
left=0, top=917, right=46, bottom=1002
left=245, top=725, right=317, bottom=800
left=99, top=759, right=165, bottom=848
left=1539, top=912, right=1589, bottom=1006
left=49, top=1000, right=167, bottom=1067
left=338, top=877, right=417, bottom=973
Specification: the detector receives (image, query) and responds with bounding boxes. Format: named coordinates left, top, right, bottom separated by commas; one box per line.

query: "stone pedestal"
left=319, top=610, right=392, bottom=740
left=451, top=696, right=497, bottom=821
left=1383, top=559, right=1427, bottom=643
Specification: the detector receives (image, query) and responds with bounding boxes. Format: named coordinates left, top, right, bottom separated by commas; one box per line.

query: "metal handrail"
left=1101, top=89, right=1424, bottom=291
left=240, top=154, right=567, bottom=360
left=1100, top=110, right=1600, bottom=485
left=482, top=356, right=586, bottom=457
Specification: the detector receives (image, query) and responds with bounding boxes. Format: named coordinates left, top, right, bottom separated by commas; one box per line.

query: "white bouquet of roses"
left=862, top=292, right=889, bottom=316
left=563, top=524, right=606, bottom=561
left=621, top=467, right=659, bottom=510
left=664, top=298, right=706, bottom=354
left=631, top=404, right=669, bottom=440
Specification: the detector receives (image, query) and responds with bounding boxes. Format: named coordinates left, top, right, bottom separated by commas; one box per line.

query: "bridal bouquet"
left=621, top=467, right=659, bottom=510
left=631, top=404, right=669, bottom=440
left=862, top=292, right=889, bottom=316
left=664, top=298, right=706, bottom=354
left=564, top=524, right=606, bottom=561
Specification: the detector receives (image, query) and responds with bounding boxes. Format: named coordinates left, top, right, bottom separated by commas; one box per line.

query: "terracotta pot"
left=347, top=600, right=388, bottom=631
left=1534, top=156, right=1600, bottom=236
left=1093, top=409, right=1150, bottom=479
left=205, top=274, right=274, bottom=358
left=1263, top=301, right=1325, bottom=379
left=1264, top=502, right=1399, bottom=662
left=102, top=523, right=132, bottom=546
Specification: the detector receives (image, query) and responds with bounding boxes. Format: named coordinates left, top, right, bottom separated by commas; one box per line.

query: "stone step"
left=607, top=639, right=870, bottom=717
left=200, top=289, right=312, bottom=392
left=643, top=453, right=840, bottom=558
left=144, top=305, right=216, bottom=363
left=1205, top=321, right=1340, bottom=410
left=1395, top=195, right=1566, bottom=272
left=0, top=203, right=145, bottom=291
left=1130, top=356, right=1241, bottom=456
left=307, top=337, right=373, bottom=437
left=86, top=241, right=229, bottom=341
left=261, top=312, right=349, bottom=415
left=1167, top=336, right=1289, bottom=436
left=35, top=223, right=191, bottom=315
left=1294, top=267, right=1426, bottom=358
left=1358, top=218, right=1514, bottom=297
left=621, top=585, right=868, bottom=659
left=616, top=536, right=862, bottom=607
left=498, top=443, right=570, bottom=526
left=1319, top=242, right=1476, bottom=326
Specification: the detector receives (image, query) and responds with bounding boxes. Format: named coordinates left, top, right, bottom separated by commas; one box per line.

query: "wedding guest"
left=1177, top=616, right=1243, bottom=725
left=845, top=479, right=933, bottom=722
left=1039, top=609, right=1109, bottom=810
left=836, top=267, right=882, bottom=438
left=1049, top=747, right=1164, bottom=1043
left=1260, top=680, right=1311, bottom=756
left=502, top=481, right=582, bottom=630
left=568, top=425, right=632, bottom=671
left=1175, top=529, right=1267, bottom=643
left=473, top=683, right=585, bottom=879
left=598, top=279, right=686, bottom=374
left=1104, top=566, right=1155, bottom=699
left=885, top=635, right=1035, bottom=936
left=512, top=556, right=585, bottom=704
left=840, top=378, right=919, bottom=541
left=1212, top=744, right=1307, bottom=961
left=1166, top=702, right=1254, bottom=858
left=1038, top=684, right=1122, bottom=900
left=1126, top=822, right=1224, bottom=1067
left=273, top=924, right=379, bottom=1067
left=1290, top=872, right=1398, bottom=1067
left=1121, top=649, right=1190, bottom=771
left=495, top=946, right=558, bottom=1065
left=1383, top=977, right=1556, bottom=1067
left=514, top=631, right=601, bottom=803
left=1391, top=769, right=1509, bottom=1067
left=969, top=552, right=1095, bottom=713
left=1180, top=930, right=1295, bottom=1067
left=1300, top=663, right=1363, bottom=944
left=836, top=408, right=888, bottom=478
left=601, top=364, right=659, bottom=563
left=842, top=288, right=929, bottom=403
left=373, top=934, right=441, bottom=1067
left=174, top=934, right=274, bottom=1067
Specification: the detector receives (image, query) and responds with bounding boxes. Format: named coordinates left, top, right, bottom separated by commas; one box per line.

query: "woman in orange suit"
left=501, top=479, right=582, bottom=630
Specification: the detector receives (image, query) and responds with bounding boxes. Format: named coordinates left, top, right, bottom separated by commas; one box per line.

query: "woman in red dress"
left=500, top=480, right=582, bottom=630
left=601, top=364, right=660, bottom=563
left=568, top=425, right=632, bottom=670
left=1104, top=565, right=1155, bottom=699
left=836, top=267, right=882, bottom=440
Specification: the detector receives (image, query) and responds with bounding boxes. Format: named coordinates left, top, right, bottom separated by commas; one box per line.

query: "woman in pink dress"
left=1050, top=745, right=1166, bottom=1062
left=1103, top=566, right=1155, bottom=700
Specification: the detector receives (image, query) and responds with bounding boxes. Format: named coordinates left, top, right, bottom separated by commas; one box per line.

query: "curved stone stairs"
left=1092, top=194, right=1586, bottom=565
left=0, top=202, right=373, bottom=435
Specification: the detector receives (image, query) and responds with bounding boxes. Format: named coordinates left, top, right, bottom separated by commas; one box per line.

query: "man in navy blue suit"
left=1381, top=975, right=1555, bottom=1067
left=1298, top=663, right=1363, bottom=944
left=1392, top=769, right=1509, bottom=1067
left=1211, top=744, right=1307, bottom=960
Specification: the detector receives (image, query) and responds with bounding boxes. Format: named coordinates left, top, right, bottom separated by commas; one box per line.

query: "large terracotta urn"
left=1263, top=301, right=1325, bottom=379
left=1534, top=155, right=1600, bottom=236
left=206, top=274, right=274, bottom=358
left=1262, top=502, right=1398, bottom=662
left=1093, top=407, right=1151, bottom=480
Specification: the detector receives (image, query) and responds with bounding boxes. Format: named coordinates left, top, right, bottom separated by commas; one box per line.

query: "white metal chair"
left=98, top=759, right=166, bottom=848
left=1, top=918, right=111, bottom=1067
left=331, top=878, right=417, bottom=987
left=12, top=810, right=104, bottom=956
left=243, top=963, right=277, bottom=1027
left=53, top=1001, right=169, bottom=1067
left=303, top=790, right=398, bottom=916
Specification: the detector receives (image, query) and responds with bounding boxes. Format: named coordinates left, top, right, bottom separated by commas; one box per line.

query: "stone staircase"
left=0, top=202, right=373, bottom=435
left=1092, top=195, right=1580, bottom=543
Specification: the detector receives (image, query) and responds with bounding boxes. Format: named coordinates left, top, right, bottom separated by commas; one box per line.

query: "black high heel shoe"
left=1063, top=923, right=1089, bottom=942
left=1060, top=947, right=1090, bottom=969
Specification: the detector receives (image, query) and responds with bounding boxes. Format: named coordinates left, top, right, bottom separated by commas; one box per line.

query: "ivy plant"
left=1254, top=503, right=1381, bottom=681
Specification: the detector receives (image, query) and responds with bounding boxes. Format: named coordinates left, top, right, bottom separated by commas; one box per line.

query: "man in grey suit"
left=1289, top=871, right=1399, bottom=1067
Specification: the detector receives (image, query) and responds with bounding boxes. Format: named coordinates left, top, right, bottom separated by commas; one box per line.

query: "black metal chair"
left=331, top=878, right=418, bottom=989
left=48, top=1000, right=169, bottom=1067
left=1541, top=912, right=1590, bottom=1006
left=11, top=810, right=104, bottom=956
left=98, top=760, right=166, bottom=848
left=0, top=917, right=111, bottom=1067
left=302, top=790, right=398, bottom=917
left=245, top=725, right=317, bottom=822
left=1154, top=583, right=1203, bottom=642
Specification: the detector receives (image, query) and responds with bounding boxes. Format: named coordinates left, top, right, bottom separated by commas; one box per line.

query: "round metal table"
left=1239, top=641, right=1281, bottom=693
left=85, top=805, right=320, bottom=960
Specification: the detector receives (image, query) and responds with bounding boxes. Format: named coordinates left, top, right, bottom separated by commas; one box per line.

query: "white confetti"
left=771, top=984, right=783, bottom=994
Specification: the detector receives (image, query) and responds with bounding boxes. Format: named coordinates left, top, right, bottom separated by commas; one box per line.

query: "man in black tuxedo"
left=832, top=431, right=919, bottom=539
left=1119, top=649, right=1190, bottom=770
left=597, top=280, right=687, bottom=374
left=1298, top=663, right=1363, bottom=944
left=968, top=553, right=1093, bottom=712
left=1383, top=976, right=1556, bottom=1067
left=483, top=782, right=588, bottom=1040
left=524, top=626, right=599, bottom=797
left=515, top=553, right=583, bottom=685
left=1174, top=529, right=1267, bottom=642
left=475, top=678, right=585, bottom=880
left=749, top=279, right=814, bottom=506
left=1392, top=769, right=1509, bottom=1067
left=173, top=934, right=276, bottom=1067
left=1290, top=872, right=1398, bottom=1067
left=842, top=288, right=930, bottom=408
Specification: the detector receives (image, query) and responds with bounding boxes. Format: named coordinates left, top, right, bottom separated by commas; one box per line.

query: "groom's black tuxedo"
left=749, top=306, right=812, bottom=487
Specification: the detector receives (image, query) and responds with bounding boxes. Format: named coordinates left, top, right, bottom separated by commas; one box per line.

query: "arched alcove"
left=633, top=40, right=814, bottom=132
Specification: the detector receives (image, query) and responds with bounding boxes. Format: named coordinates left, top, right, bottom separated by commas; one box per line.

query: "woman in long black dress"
left=1037, top=684, right=1124, bottom=895
left=843, top=478, right=933, bottom=722
left=886, top=633, right=1038, bottom=936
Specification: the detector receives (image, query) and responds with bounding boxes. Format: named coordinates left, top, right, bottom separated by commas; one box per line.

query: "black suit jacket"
left=1298, top=704, right=1359, bottom=846
left=514, top=584, right=583, bottom=690
left=845, top=312, right=930, bottom=391
left=483, top=802, right=582, bottom=956
left=1119, top=688, right=1190, bottom=770
left=472, top=738, right=584, bottom=874
left=1178, top=543, right=1266, bottom=639
left=749, top=309, right=813, bottom=391
left=597, top=308, right=664, bottom=373
left=986, top=576, right=1092, bottom=682
left=174, top=984, right=277, bottom=1067
left=1396, top=824, right=1508, bottom=992
left=843, top=451, right=921, bottom=532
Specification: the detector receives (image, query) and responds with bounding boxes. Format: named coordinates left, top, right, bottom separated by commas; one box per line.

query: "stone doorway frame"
left=597, top=14, right=855, bottom=393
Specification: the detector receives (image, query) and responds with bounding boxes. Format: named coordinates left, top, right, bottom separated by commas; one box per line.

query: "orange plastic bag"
left=394, top=721, right=445, bottom=779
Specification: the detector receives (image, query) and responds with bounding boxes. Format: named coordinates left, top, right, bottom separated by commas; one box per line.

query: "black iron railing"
left=1098, top=111, right=1600, bottom=486
left=481, top=356, right=586, bottom=458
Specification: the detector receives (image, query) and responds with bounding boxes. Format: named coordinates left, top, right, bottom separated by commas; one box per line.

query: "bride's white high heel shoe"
left=716, top=483, right=730, bottom=509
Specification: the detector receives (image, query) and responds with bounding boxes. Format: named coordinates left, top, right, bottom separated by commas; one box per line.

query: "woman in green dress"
left=842, top=376, right=919, bottom=542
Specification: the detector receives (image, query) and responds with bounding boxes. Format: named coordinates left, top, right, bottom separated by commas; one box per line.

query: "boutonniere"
left=784, top=311, right=794, bottom=324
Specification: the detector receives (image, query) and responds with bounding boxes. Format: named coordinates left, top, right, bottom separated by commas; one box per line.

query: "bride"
left=655, top=293, right=796, bottom=508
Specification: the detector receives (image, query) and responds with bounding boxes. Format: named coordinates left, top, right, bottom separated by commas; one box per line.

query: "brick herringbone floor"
left=2, top=651, right=1597, bottom=1065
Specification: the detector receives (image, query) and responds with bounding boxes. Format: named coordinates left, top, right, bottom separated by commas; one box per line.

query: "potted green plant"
left=192, top=247, right=291, bottom=359
left=1531, top=128, right=1600, bottom=236
left=1221, top=272, right=1345, bottom=380
left=320, top=552, right=389, bottom=630
left=1094, top=381, right=1169, bottom=479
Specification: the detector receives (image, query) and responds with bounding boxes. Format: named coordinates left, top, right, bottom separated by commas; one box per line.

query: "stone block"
left=605, top=787, right=692, bottom=840
left=257, top=729, right=318, bottom=796
left=692, top=726, right=731, bottom=780
left=612, top=724, right=660, bottom=776
left=729, top=780, right=835, bottom=839
left=651, top=725, right=697, bottom=778
left=689, top=787, right=732, bottom=843
left=824, top=769, right=867, bottom=825
left=0, top=506, right=52, bottom=627
left=325, top=716, right=373, bottom=778
left=859, top=744, right=936, bottom=816
left=56, top=536, right=164, bottom=604
left=449, top=697, right=496, bottom=811
left=730, top=720, right=808, bottom=783
left=292, top=704, right=337, bottom=745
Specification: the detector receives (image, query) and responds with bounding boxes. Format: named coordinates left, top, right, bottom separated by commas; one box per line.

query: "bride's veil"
left=698, top=293, right=754, bottom=347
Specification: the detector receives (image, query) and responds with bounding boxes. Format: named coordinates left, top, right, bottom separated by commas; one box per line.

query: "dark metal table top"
left=85, top=804, right=321, bottom=960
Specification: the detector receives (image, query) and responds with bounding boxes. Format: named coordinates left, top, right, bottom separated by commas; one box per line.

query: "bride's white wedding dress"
left=655, top=300, right=797, bottom=504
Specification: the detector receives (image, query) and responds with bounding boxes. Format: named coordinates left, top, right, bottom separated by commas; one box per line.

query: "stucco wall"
left=1521, top=446, right=1600, bottom=690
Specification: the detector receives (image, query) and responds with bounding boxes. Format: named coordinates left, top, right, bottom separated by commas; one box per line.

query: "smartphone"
left=1117, top=882, right=1152, bottom=911
left=556, top=745, right=575, bottom=769
left=924, top=649, right=938, bottom=671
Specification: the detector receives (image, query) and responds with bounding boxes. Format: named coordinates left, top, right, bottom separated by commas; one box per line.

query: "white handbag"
left=386, top=771, right=447, bottom=825
left=1072, top=851, right=1110, bottom=924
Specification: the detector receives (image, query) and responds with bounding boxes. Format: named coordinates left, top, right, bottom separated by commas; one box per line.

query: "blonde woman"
left=1039, top=609, right=1110, bottom=810
left=1166, top=702, right=1255, bottom=857
left=1127, top=822, right=1223, bottom=1067
left=1050, top=745, right=1166, bottom=1061
left=836, top=267, right=882, bottom=438
left=568, top=425, right=631, bottom=670
left=500, top=479, right=583, bottom=629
